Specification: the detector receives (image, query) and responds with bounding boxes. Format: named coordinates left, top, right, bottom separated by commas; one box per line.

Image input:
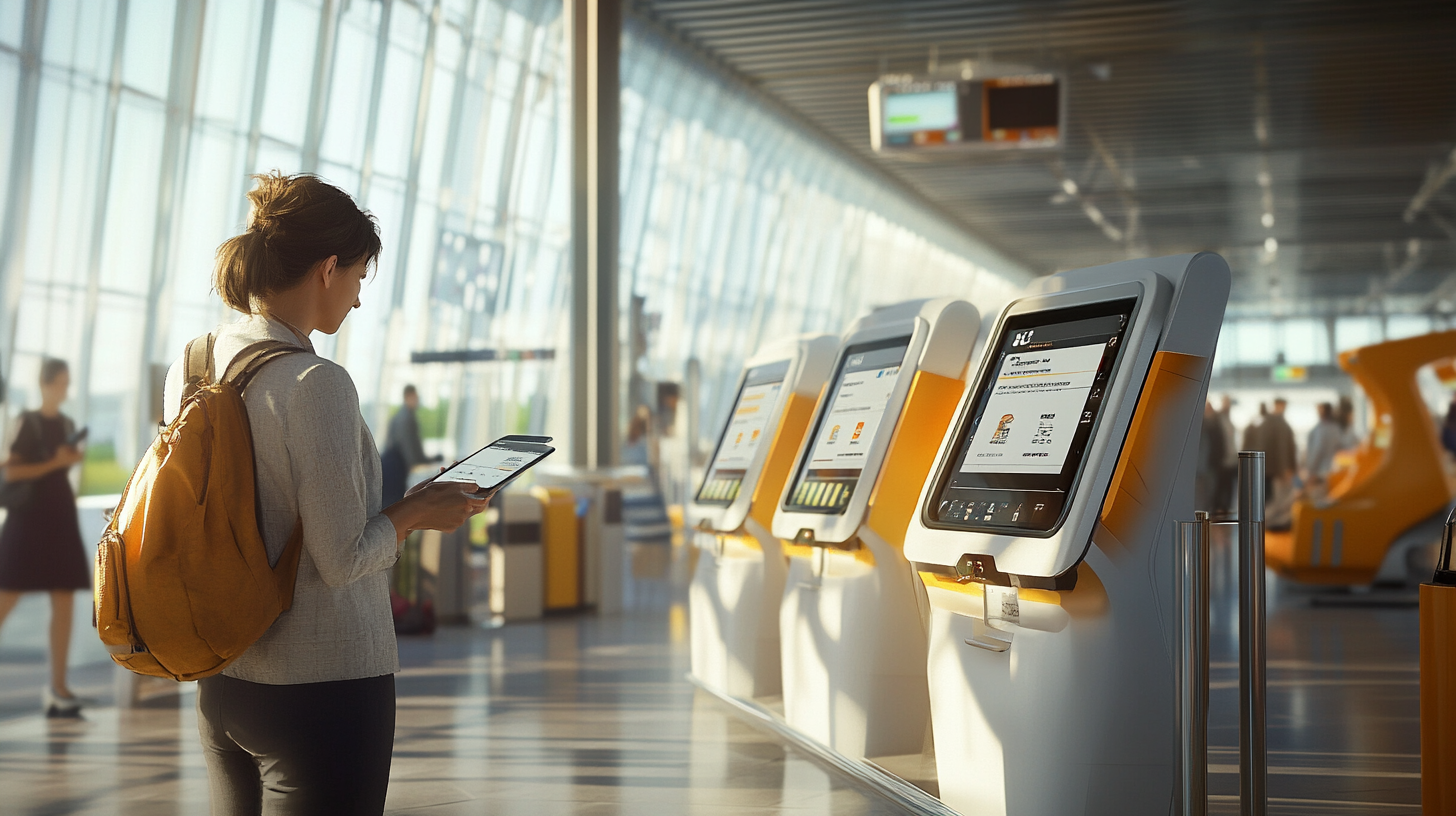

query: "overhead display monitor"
left=783, top=338, right=910, bottom=514
left=926, top=298, right=1137, bottom=534
left=696, top=360, right=792, bottom=505
left=870, top=72, right=1062, bottom=153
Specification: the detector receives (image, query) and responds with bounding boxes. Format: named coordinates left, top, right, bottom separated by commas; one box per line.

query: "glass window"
left=1335, top=316, right=1383, bottom=351
left=259, top=0, right=320, bottom=146
left=1280, top=318, right=1329, bottom=365
left=0, top=1, right=24, bottom=49
left=121, top=0, right=176, bottom=99
left=2, top=0, right=1022, bottom=500
left=195, top=0, right=262, bottom=125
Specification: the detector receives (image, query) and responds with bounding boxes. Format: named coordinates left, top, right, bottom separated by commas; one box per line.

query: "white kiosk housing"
left=772, top=298, right=979, bottom=761
left=688, top=334, right=837, bottom=700
left=904, top=254, right=1230, bottom=815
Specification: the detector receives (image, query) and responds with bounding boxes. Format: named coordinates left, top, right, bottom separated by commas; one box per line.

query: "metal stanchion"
left=1175, top=510, right=1211, bottom=816
left=1237, top=451, right=1267, bottom=816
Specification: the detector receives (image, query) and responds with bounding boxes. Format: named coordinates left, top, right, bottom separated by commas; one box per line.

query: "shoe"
left=43, top=686, right=83, bottom=718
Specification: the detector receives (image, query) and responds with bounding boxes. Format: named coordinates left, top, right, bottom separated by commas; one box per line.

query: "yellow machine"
left=1266, top=331, right=1456, bottom=585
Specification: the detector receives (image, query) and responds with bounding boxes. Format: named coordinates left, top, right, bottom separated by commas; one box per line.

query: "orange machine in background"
left=1266, top=331, right=1456, bottom=585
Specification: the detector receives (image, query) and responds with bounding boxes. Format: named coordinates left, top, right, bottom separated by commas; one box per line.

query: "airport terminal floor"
left=0, top=525, right=1425, bottom=815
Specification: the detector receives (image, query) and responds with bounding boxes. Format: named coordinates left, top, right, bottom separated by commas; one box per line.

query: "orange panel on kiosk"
left=1266, top=331, right=1456, bottom=584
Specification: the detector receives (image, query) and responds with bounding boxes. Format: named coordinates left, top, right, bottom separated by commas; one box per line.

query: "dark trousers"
left=197, top=673, right=396, bottom=816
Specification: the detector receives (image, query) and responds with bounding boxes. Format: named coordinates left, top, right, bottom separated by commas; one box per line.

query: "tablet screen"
left=929, top=298, right=1136, bottom=534
left=437, top=440, right=550, bottom=492
left=783, top=336, right=911, bottom=514
left=696, top=359, right=792, bottom=505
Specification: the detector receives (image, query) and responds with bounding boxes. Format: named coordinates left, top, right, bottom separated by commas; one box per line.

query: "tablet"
left=433, top=436, right=555, bottom=494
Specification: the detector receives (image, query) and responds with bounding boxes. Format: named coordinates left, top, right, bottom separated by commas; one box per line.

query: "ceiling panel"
left=631, top=0, right=1456, bottom=317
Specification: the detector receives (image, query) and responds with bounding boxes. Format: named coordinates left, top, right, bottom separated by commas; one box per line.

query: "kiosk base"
left=688, top=518, right=787, bottom=699
left=779, top=526, right=931, bottom=760
left=924, top=552, right=1174, bottom=816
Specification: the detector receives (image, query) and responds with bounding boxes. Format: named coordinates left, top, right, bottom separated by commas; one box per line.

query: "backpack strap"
left=181, top=334, right=217, bottom=404
left=222, top=340, right=308, bottom=394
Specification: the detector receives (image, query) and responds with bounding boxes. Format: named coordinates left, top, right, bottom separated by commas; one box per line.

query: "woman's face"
left=41, top=370, right=70, bottom=406
left=321, top=259, right=369, bottom=334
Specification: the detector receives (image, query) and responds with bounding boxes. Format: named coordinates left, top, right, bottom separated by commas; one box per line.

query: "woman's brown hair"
left=213, top=172, right=382, bottom=314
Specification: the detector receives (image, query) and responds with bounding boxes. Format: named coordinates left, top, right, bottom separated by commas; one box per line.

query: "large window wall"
left=0, top=0, right=1024, bottom=496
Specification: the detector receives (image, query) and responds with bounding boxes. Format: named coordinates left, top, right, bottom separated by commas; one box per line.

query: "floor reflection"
left=0, top=530, right=1426, bottom=814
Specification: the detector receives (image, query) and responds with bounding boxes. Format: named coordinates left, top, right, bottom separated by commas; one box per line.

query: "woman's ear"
left=317, top=255, right=340, bottom=288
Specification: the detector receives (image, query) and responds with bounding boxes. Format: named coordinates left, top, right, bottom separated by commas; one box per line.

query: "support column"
left=0, top=0, right=49, bottom=406
left=568, top=0, right=620, bottom=468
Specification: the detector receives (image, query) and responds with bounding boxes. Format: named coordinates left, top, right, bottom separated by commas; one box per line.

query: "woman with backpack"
left=163, top=172, right=489, bottom=815
left=0, top=358, right=89, bottom=717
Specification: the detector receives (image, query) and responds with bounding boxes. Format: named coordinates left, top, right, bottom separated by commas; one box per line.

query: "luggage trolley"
left=688, top=334, right=838, bottom=700
left=903, top=254, right=1229, bottom=815
left=772, top=298, right=980, bottom=761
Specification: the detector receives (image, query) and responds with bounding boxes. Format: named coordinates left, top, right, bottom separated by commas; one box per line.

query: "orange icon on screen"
left=828, top=425, right=841, bottom=443
left=991, top=414, right=1015, bottom=443
left=851, top=421, right=865, bottom=441
left=735, top=432, right=743, bottom=445
left=751, top=429, right=760, bottom=441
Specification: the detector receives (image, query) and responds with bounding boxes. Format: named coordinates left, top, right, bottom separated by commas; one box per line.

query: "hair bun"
left=245, top=171, right=293, bottom=234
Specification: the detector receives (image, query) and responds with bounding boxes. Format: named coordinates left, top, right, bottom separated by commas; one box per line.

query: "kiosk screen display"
left=929, top=298, right=1136, bottom=534
left=784, top=337, right=910, bottom=514
left=696, top=360, right=792, bottom=505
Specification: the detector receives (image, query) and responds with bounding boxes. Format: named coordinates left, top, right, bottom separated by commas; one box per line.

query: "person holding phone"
left=0, top=357, right=91, bottom=717
left=163, top=172, right=490, bottom=816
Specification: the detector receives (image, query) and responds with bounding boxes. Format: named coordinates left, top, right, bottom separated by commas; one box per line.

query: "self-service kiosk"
left=903, top=254, right=1229, bottom=815
left=772, top=298, right=979, bottom=761
left=688, top=334, right=838, bottom=700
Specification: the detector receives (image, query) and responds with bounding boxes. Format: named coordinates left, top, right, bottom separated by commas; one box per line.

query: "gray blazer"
left=163, top=314, right=400, bottom=685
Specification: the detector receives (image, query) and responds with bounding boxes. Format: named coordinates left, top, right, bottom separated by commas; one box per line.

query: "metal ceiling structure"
left=630, top=0, right=1456, bottom=317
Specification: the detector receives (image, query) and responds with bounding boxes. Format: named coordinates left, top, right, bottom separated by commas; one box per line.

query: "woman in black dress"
left=0, top=358, right=89, bottom=716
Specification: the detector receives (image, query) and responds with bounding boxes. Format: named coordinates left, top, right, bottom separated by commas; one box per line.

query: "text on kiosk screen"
left=696, top=359, right=790, bottom=505
left=785, top=339, right=909, bottom=514
left=437, top=444, right=542, bottom=491
left=934, top=300, right=1134, bottom=533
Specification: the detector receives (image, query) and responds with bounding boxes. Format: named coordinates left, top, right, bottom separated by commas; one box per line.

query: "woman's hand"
left=383, top=480, right=491, bottom=543
left=53, top=445, right=83, bottom=469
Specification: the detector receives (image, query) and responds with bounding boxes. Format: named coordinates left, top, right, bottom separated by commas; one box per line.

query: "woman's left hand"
left=404, top=462, right=458, bottom=498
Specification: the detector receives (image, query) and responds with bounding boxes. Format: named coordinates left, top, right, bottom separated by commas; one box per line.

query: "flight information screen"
left=696, top=360, right=791, bottom=505
left=929, top=298, right=1136, bottom=534
left=784, top=337, right=910, bottom=514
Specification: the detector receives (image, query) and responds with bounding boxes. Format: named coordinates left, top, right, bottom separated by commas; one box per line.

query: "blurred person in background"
left=1214, top=395, right=1239, bottom=515
left=380, top=384, right=440, bottom=506
left=1196, top=400, right=1227, bottom=514
left=0, top=358, right=90, bottom=716
left=1262, top=397, right=1299, bottom=529
left=1337, top=395, right=1360, bottom=451
left=1442, top=395, right=1456, bottom=459
left=1306, top=402, right=1344, bottom=485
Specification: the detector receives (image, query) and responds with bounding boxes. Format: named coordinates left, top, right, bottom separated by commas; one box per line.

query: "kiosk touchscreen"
left=687, top=335, right=837, bottom=700
left=771, top=298, right=978, bottom=761
left=904, top=254, right=1230, bottom=816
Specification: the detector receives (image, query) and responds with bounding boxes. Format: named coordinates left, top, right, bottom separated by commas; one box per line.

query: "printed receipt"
left=959, top=343, right=1105, bottom=475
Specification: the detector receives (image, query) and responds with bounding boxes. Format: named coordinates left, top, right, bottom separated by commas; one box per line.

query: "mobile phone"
left=67, top=427, right=88, bottom=446
left=431, top=437, right=555, bottom=495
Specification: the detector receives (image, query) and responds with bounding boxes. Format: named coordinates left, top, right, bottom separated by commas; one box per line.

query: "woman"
left=164, top=172, right=489, bottom=815
left=0, top=358, right=89, bottom=717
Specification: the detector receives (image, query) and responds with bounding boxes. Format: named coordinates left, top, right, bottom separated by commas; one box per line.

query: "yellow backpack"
left=95, top=334, right=304, bottom=681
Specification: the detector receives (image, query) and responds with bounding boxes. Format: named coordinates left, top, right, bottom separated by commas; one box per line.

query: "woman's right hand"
left=383, top=481, right=490, bottom=543
left=51, top=445, right=83, bottom=470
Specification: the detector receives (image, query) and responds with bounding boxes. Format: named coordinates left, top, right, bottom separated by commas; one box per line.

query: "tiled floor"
left=0, top=524, right=1428, bottom=815
left=0, top=609, right=909, bottom=815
